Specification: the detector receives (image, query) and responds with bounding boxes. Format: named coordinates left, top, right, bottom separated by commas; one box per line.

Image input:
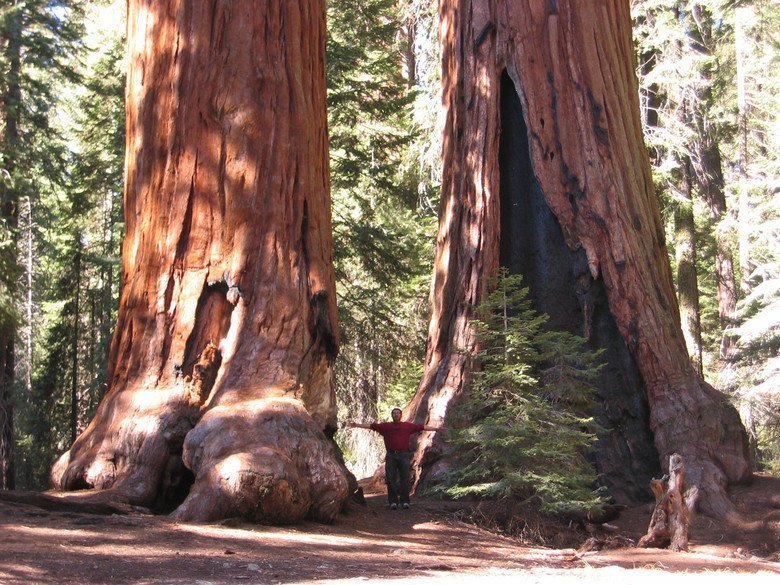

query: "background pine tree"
left=326, top=0, right=437, bottom=476
left=632, top=0, right=780, bottom=472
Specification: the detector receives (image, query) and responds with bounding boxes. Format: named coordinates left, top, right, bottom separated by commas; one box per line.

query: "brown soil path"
left=1, top=474, right=778, bottom=584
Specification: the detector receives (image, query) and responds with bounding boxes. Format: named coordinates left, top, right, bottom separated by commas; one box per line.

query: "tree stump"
left=638, top=453, right=699, bottom=551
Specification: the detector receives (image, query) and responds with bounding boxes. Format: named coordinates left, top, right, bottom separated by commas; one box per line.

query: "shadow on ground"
left=1, top=475, right=778, bottom=584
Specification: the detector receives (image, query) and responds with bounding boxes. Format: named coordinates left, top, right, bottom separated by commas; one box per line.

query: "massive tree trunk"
left=51, top=0, right=350, bottom=523
left=407, top=0, right=750, bottom=518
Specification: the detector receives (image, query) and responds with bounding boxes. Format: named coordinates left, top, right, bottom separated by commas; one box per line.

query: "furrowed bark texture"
left=408, top=0, right=750, bottom=517
left=52, top=0, right=349, bottom=523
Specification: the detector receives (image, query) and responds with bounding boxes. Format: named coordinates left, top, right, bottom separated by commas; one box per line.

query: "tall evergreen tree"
left=0, top=0, right=83, bottom=489
left=634, top=0, right=779, bottom=469
left=15, top=30, right=125, bottom=488
left=326, top=0, right=436, bottom=475
left=52, top=0, right=352, bottom=524
left=633, top=0, right=738, bottom=365
left=407, top=0, right=749, bottom=519
left=724, top=0, right=780, bottom=469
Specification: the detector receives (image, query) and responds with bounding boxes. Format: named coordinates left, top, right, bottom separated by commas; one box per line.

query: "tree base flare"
left=172, top=397, right=348, bottom=524
left=639, top=453, right=699, bottom=551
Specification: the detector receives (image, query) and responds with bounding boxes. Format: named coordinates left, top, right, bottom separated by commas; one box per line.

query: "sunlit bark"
left=408, top=0, right=749, bottom=518
left=52, top=0, right=349, bottom=523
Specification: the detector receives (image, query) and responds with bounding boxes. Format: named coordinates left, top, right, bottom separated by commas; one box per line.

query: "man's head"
left=391, top=408, right=402, bottom=422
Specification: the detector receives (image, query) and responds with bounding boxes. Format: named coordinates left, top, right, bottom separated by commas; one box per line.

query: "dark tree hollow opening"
left=497, top=70, right=660, bottom=504
left=182, top=280, right=233, bottom=377
left=153, top=280, right=234, bottom=513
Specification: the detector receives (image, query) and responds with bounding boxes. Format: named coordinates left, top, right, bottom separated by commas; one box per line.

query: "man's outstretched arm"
left=422, top=425, right=444, bottom=432
left=347, top=421, right=373, bottom=429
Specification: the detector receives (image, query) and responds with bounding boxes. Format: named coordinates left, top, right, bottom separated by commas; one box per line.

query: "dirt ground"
left=1, top=474, right=778, bottom=584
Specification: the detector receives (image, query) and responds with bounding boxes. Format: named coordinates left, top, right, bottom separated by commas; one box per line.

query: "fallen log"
left=638, top=453, right=699, bottom=551
left=0, top=489, right=149, bottom=516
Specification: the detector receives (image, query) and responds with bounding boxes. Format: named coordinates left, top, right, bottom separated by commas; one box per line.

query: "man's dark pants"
left=384, top=450, right=411, bottom=505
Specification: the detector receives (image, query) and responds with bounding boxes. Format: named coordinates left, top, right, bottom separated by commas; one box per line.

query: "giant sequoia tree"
left=407, top=0, right=750, bottom=518
left=51, top=0, right=350, bottom=523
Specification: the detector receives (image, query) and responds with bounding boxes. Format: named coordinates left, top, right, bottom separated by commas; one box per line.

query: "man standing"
left=348, top=408, right=443, bottom=509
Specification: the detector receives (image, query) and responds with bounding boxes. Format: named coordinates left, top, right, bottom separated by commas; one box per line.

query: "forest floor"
left=1, top=473, right=778, bottom=584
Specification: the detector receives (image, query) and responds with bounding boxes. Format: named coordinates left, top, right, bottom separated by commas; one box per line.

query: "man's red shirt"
left=370, top=421, right=425, bottom=451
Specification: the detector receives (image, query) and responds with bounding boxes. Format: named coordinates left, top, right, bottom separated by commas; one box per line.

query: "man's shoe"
left=390, top=503, right=398, bottom=510
left=402, top=503, right=410, bottom=509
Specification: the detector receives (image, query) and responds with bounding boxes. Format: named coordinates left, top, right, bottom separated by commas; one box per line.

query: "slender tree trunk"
left=100, top=188, right=117, bottom=400
left=70, top=232, right=82, bottom=443
left=690, top=112, right=738, bottom=359
left=686, top=2, right=738, bottom=359
left=0, top=212, right=16, bottom=491
left=734, top=5, right=752, bottom=288
left=24, top=195, right=32, bottom=394
left=407, top=0, right=749, bottom=518
left=88, top=290, right=96, bottom=399
left=401, top=17, right=417, bottom=88
left=0, top=2, right=22, bottom=491
left=674, top=158, right=703, bottom=376
left=52, top=0, right=349, bottom=523
left=339, top=339, right=385, bottom=480
left=0, top=341, right=13, bottom=490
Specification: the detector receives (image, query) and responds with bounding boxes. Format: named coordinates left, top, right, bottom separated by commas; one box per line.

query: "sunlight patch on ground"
left=6, top=525, right=135, bottom=542
left=0, top=563, right=47, bottom=580
left=305, top=566, right=780, bottom=585
left=178, top=523, right=372, bottom=547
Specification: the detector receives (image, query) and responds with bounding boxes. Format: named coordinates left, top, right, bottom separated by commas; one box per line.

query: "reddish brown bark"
left=51, top=0, right=349, bottom=523
left=407, top=0, right=749, bottom=518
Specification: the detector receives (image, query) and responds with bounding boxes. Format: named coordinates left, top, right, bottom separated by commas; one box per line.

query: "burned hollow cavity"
left=497, top=70, right=659, bottom=504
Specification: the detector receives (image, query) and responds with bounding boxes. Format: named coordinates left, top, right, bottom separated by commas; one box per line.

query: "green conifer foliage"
left=434, top=271, right=605, bottom=514
left=732, top=192, right=780, bottom=471
left=725, top=1, right=780, bottom=471
left=0, top=0, right=84, bottom=488
left=326, top=0, right=436, bottom=471
left=634, top=0, right=780, bottom=471
left=10, top=4, right=124, bottom=488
